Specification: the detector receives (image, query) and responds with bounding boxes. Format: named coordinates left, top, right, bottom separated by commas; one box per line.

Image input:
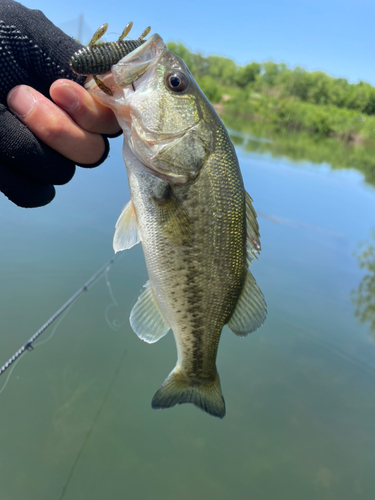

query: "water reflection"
left=224, top=113, right=375, bottom=188
left=258, top=211, right=344, bottom=238
left=226, top=127, right=272, bottom=145
left=58, top=349, right=128, bottom=500
left=52, top=366, right=91, bottom=438
left=352, top=232, right=375, bottom=338
left=0, top=258, right=124, bottom=394
left=2, top=112, right=375, bottom=499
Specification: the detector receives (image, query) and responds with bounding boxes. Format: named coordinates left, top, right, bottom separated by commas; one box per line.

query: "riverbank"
left=219, top=111, right=375, bottom=189
left=168, top=42, right=375, bottom=145
left=215, top=93, right=375, bottom=145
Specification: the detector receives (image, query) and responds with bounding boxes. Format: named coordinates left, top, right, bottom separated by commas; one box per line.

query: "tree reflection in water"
left=352, top=231, right=375, bottom=337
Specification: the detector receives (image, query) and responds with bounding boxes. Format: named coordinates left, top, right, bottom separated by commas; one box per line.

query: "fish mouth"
left=112, top=34, right=166, bottom=88
left=84, top=34, right=165, bottom=100
left=112, top=33, right=193, bottom=141
left=128, top=114, right=198, bottom=184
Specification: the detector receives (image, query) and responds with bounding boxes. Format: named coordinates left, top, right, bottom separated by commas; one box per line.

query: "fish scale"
left=86, top=33, right=267, bottom=418
left=140, top=127, right=245, bottom=380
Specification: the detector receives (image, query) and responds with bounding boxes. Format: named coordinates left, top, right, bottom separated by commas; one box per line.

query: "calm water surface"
left=0, top=133, right=374, bottom=499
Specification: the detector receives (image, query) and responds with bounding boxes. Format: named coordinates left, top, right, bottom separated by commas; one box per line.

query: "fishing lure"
left=69, top=22, right=151, bottom=95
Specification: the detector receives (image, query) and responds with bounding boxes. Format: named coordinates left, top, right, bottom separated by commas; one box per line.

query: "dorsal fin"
left=245, top=191, right=261, bottom=266
left=113, top=200, right=141, bottom=253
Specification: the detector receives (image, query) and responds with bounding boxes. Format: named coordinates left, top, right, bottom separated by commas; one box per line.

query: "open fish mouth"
left=112, top=33, right=166, bottom=88
left=108, top=34, right=197, bottom=183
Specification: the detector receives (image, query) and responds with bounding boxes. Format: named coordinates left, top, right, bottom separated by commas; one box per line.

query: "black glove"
left=0, top=0, right=112, bottom=208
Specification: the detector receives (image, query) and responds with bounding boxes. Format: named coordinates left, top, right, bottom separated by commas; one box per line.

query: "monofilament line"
left=0, top=258, right=115, bottom=377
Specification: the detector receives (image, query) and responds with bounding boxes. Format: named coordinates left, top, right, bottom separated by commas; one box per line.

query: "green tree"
left=197, top=75, right=222, bottom=103
left=167, top=42, right=209, bottom=78
left=235, top=62, right=261, bottom=88
left=259, top=61, right=288, bottom=88
left=205, top=55, right=237, bottom=86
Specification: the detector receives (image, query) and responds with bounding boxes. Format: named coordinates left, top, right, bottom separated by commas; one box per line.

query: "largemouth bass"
left=86, top=34, right=267, bottom=418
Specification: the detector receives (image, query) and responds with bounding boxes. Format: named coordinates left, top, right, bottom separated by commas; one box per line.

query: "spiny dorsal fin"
left=152, top=367, right=226, bottom=418
left=130, top=281, right=170, bottom=343
left=227, top=268, right=267, bottom=337
left=245, top=191, right=261, bottom=266
left=113, top=200, right=141, bottom=253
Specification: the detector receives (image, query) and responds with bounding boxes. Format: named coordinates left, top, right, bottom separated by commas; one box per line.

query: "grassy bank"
left=221, top=93, right=375, bottom=144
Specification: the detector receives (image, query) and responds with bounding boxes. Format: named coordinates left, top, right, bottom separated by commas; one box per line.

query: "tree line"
left=168, top=42, right=375, bottom=116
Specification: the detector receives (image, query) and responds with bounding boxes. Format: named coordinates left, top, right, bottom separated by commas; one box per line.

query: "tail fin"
left=151, top=367, right=226, bottom=419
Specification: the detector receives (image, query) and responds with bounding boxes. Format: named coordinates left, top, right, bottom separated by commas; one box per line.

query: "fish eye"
left=165, top=71, right=189, bottom=92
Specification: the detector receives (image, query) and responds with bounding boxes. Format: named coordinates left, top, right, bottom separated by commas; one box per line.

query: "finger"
left=0, top=103, right=75, bottom=186
left=7, top=85, right=106, bottom=165
left=50, top=79, right=121, bottom=136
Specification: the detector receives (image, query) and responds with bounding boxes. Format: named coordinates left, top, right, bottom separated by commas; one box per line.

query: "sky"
left=16, top=0, right=375, bottom=85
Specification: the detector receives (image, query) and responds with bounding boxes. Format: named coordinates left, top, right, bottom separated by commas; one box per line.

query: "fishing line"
left=0, top=308, right=72, bottom=394
left=59, top=348, right=127, bottom=500
left=0, top=356, right=22, bottom=395
left=33, top=306, right=72, bottom=349
left=104, top=261, right=127, bottom=331
left=0, top=258, right=115, bottom=382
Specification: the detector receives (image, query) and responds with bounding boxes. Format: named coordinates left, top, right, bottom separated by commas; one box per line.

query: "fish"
left=86, top=34, right=267, bottom=418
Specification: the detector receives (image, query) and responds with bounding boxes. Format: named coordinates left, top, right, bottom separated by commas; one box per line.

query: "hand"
left=0, top=0, right=121, bottom=208
left=8, top=80, right=120, bottom=166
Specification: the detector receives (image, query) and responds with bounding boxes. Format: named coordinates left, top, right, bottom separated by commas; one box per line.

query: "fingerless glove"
left=0, top=0, right=111, bottom=207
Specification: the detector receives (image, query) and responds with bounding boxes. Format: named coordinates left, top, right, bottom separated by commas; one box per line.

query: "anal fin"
left=227, top=269, right=267, bottom=337
left=130, top=281, right=170, bottom=343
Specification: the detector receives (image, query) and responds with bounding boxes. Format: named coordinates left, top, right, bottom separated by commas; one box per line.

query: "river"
left=0, top=127, right=374, bottom=499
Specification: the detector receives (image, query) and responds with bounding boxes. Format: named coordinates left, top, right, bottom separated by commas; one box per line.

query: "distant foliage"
left=167, top=42, right=209, bottom=78
left=255, top=64, right=375, bottom=115
left=167, top=41, right=375, bottom=116
left=235, top=63, right=261, bottom=88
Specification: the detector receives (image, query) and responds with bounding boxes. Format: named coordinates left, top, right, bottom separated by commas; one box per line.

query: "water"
left=1, top=133, right=375, bottom=499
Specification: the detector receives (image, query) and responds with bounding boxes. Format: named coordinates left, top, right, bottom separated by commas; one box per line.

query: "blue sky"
left=19, top=0, right=375, bottom=85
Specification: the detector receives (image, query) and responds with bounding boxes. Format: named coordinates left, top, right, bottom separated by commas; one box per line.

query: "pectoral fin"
left=130, top=281, right=170, bottom=343
left=153, top=185, right=191, bottom=246
left=113, top=200, right=141, bottom=253
left=245, top=191, right=261, bottom=265
left=227, top=269, right=267, bottom=337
